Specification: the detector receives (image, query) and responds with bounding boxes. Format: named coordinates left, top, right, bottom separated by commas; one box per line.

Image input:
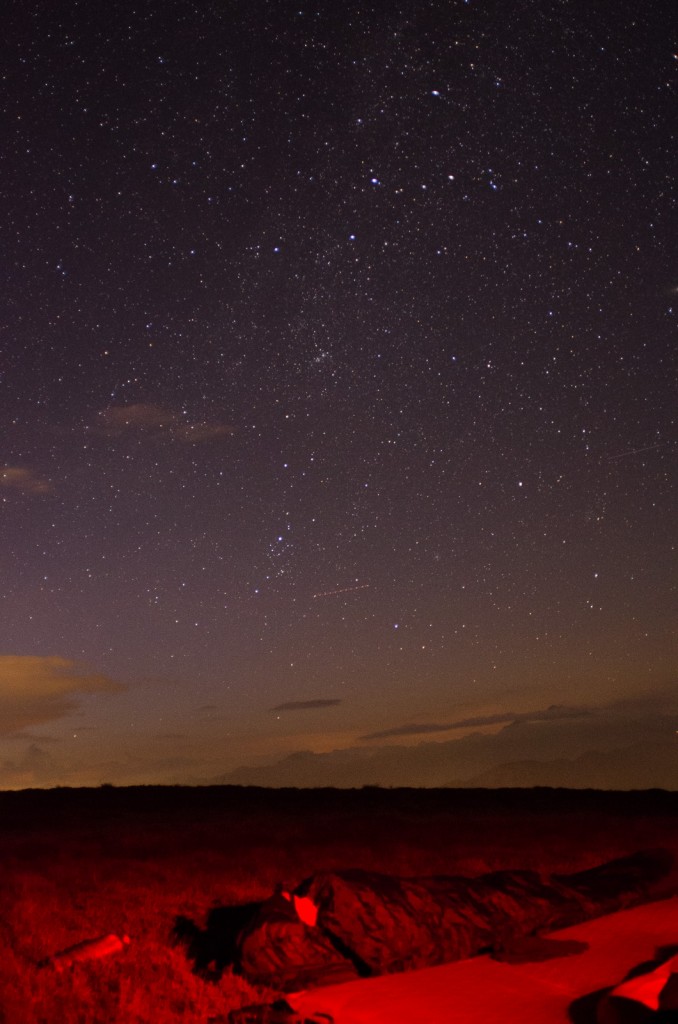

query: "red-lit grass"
left=1, top=786, right=677, bottom=1023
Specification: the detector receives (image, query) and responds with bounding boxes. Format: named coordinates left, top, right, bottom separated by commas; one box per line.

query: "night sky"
left=1, top=0, right=676, bottom=789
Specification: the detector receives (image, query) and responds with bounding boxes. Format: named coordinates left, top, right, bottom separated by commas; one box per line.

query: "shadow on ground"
left=172, top=903, right=261, bottom=981
left=568, top=944, right=678, bottom=1023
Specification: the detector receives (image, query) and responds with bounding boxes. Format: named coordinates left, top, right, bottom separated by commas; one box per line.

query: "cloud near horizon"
left=271, top=699, right=343, bottom=712
left=0, top=466, right=52, bottom=495
left=360, top=704, right=593, bottom=741
left=0, top=743, right=57, bottom=789
left=222, top=697, right=677, bottom=790
left=95, top=403, right=234, bottom=443
left=0, top=655, right=123, bottom=735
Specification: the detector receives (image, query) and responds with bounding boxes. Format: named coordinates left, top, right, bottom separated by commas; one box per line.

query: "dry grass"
left=1, top=785, right=677, bottom=1024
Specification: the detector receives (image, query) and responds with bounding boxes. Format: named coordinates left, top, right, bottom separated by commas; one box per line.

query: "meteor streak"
left=609, top=442, right=670, bottom=460
left=313, top=583, right=371, bottom=599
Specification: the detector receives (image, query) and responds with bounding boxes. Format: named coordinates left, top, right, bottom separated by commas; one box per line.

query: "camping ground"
left=1, top=785, right=677, bottom=1023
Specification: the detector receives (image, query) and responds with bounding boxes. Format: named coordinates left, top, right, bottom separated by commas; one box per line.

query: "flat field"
left=1, top=785, right=677, bottom=1024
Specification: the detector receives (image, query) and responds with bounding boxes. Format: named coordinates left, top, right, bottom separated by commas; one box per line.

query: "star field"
left=0, top=0, right=676, bottom=788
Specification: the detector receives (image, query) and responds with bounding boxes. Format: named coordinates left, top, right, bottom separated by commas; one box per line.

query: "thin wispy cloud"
left=271, top=699, right=343, bottom=712
left=97, top=403, right=172, bottom=431
left=171, top=422, right=234, bottom=443
left=0, top=655, right=124, bottom=735
left=360, top=704, right=592, bottom=741
left=95, top=403, right=234, bottom=443
left=0, top=466, right=52, bottom=494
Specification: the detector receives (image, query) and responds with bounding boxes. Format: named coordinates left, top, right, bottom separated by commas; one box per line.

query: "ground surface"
left=1, top=785, right=677, bottom=1023
left=290, top=895, right=678, bottom=1022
